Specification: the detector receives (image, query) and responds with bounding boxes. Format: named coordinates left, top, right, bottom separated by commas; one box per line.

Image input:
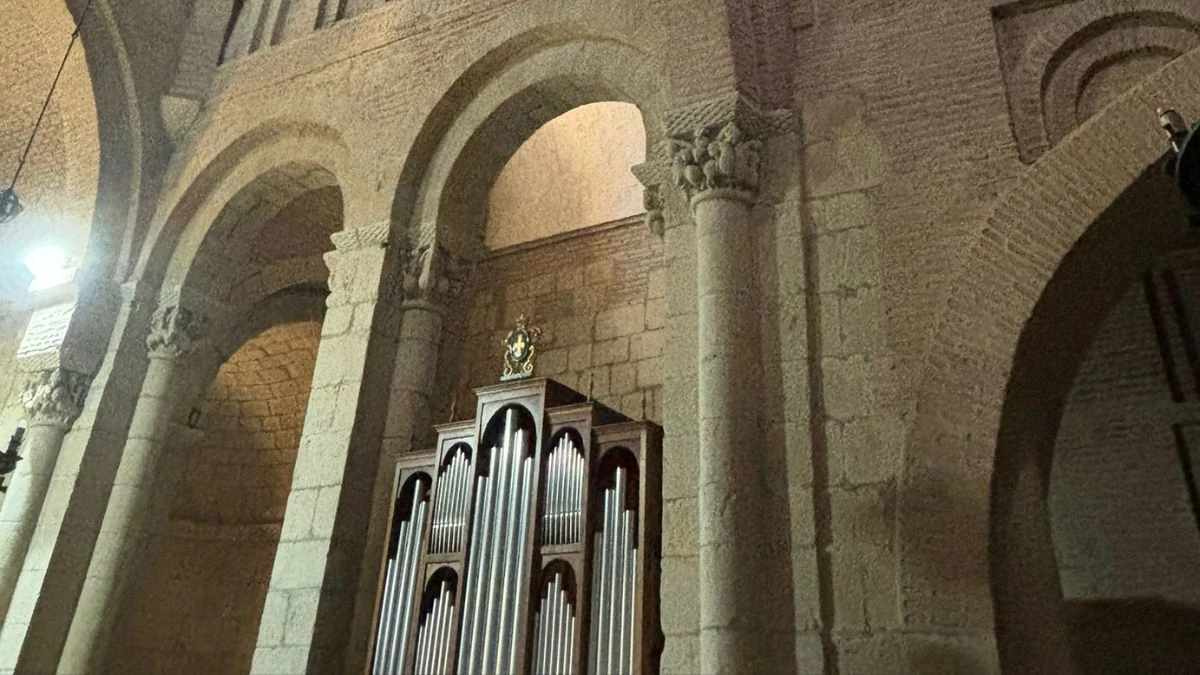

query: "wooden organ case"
left=369, top=378, right=663, bottom=674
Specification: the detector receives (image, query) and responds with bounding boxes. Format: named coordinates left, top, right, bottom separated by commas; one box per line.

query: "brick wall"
left=108, top=320, right=321, bottom=674
left=435, top=218, right=665, bottom=428
left=1051, top=269, right=1200, bottom=606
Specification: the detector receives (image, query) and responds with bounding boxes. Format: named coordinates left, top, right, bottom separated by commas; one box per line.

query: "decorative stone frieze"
left=402, top=243, right=469, bottom=308
left=21, top=368, right=91, bottom=431
left=146, top=305, right=209, bottom=360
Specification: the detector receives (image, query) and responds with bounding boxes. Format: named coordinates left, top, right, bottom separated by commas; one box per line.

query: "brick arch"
left=394, top=30, right=671, bottom=257
left=1004, top=0, right=1200, bottom=162
left=907, top=47, right=1200, bottom=671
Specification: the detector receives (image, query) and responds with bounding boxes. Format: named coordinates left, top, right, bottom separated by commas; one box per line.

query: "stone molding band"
left=330, top=221, right=391, bottom=253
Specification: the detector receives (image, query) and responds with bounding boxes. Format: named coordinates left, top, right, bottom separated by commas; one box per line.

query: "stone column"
left=670, top=117, right=791, bottom=672
left=384, top=243, right=466, bottom=451
left=345, top=242, right=466, bottom=660
left=58, top=303, right=208, bottom=673
left=0, top=369, right=90, bottom=620
left=251, top=222, right=397, bottom=674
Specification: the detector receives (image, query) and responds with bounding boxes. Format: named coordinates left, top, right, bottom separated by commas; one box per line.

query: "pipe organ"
left=370, top=378, right=662, bottom=674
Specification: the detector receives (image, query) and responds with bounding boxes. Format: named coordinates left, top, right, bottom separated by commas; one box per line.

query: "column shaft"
left=57, top=303, right=207, bottom=673
left=0, top=368, right=89, bottom=628
left=694, top=191, right=777, bottom=672
left=0, top=424, right=68, bottom=620
left=58, top=356, right=183, bottom=672
left=670, top=115, right=795, bottom=673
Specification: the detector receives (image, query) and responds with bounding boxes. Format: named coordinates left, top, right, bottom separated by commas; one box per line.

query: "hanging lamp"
left=1, top=0, right=95, bottom=225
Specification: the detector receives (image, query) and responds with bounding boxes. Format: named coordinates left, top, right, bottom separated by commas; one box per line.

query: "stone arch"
left=136, top=119, right=352, bottom=305
left=59, top=0, right=166, bottom=284
left=907, top=47, right=1200, bottom=671
left=176, top=162, right=340, bottom=303
left=393, top=29, right=671, bottom=255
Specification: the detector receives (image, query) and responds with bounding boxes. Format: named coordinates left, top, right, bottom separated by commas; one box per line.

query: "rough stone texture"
left=439, top=217, right=664, bottom=427
left=4, top=0, right=1200, bottom=672
left=107, top=321, right=318, bottom=674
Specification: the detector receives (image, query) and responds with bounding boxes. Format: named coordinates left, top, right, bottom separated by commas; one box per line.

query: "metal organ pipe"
left=589, top=466, right=638, bottom=675
left=459, top=445, right=498, bottom=674
left=373, top=484, right=428, bottom=675
left=534, top=572, right=576, bottom=674
left=543, top=435, right=584, bottom=547
left=457, top=408, right=535, bottom=675
left=414, top=579, right=455, bottom=675
left=433, top=451, right=471, bottom=554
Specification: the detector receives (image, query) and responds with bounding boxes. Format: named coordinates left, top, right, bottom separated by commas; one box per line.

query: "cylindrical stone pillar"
left=59, top=303, right=208, bottom=673
left=672, top=120, right=785, bottom=672
left=384, top=243, right=463, bottom=451
left=0, top=368, right=90, bottom=621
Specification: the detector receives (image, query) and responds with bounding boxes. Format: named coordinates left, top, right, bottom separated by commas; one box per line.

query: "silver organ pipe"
left=589, top=466, right=638, bottom=675
left=534, top=572, right=576, bottom=674
left=373, top=484, right=428, bottom=675
left=432, top=450, right=471, bottom=553
left=414, top=579, right=456, bottom=675
left=542, top=436, right=584, bottom=546
left=457, top=408, right=535, bottom=674
left=372, top=377, right=660, bottom=675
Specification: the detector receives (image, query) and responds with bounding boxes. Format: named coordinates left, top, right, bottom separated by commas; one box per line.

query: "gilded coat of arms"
left=500, top=314, right=542, bottom=381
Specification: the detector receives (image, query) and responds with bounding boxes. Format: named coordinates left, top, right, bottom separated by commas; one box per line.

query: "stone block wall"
left=436, top=218, right=665, bottom=427
left=107, top=320, right=320, bottom=674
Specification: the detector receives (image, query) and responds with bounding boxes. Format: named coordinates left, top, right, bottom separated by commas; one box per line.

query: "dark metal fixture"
left=0, top=423, right=26, bottom=493
left=1161, top=108, right=1200, bottom=227
left=1, top=0, right=95, bottom=225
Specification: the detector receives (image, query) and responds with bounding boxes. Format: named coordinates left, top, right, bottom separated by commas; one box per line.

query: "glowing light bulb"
left=22, top=245, right=74, bottom=291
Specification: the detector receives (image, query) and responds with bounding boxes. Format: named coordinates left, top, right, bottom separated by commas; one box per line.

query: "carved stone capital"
left=146, top=305, right=209, bottom=361
left=670, top=122, right=764, bottom=201
left=402, top=243, right=469, bottom=309
left=21, top=368, right=91, bottom=431
left=632, top=160, right=667, bottom=236
left=642, top=185, right=665, bottom=236
left=663, top=94, right=796, bottom=205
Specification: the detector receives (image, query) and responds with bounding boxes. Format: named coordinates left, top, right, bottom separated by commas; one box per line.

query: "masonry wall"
left=107, top=320, right=320, bottom=674
left=1051, top=279, right=1200, bottom=606
left=1051, top=253, right=1200, bottom=671
left=436, top=218, right=664, bottom=427
left=16, top=0, right=1198, bottom=671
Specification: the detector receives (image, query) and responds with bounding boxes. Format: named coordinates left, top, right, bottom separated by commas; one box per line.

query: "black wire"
left=9, top=0, right=96, bottom=191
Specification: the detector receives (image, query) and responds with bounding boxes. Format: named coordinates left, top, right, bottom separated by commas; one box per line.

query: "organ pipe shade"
left=369, top=377, right=661, bottom=675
